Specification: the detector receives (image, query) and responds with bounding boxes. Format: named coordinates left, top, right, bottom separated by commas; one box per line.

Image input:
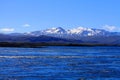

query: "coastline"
left=0, top=42, right=120, bottom=48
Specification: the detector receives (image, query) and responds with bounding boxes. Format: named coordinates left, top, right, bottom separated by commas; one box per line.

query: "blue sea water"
left=0, top=46, right=120, bottom=80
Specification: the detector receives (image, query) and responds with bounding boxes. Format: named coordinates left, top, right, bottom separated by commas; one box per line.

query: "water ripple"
left=0, top=55, right=120, bottom=59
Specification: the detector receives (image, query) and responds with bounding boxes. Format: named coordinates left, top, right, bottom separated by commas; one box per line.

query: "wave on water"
left=0, top=55, right=120, bottom=59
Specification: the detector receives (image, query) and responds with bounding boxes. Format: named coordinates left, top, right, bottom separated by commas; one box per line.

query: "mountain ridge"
left=0, top=27, right=120, bottom=45
left=4, top=27, right=119, bottom=37
left=22, top=27, right=120, bottom=40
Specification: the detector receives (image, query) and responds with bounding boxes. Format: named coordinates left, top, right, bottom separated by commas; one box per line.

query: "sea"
left=0, top=46, right=120, bottom=80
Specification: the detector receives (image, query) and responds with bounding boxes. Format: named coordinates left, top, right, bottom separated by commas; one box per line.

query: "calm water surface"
left=0, top=46, right=120, bottom=80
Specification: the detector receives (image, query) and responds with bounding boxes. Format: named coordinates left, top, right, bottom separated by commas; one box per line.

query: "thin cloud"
left=23, top=24, right=31, bottom=27
left=0, top=28, right=15, bottom=33
left=103, top=25, right=120, bottom=31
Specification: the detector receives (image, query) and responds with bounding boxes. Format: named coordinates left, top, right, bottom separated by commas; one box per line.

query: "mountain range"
left=0, top=27, right=120, bottom=45
left=25, top=27, right=119, bottom=37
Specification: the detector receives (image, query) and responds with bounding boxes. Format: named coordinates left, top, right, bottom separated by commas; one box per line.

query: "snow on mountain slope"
left=2, top=27, right=120, bottom=43
left=68, top=27, right=110, bottom=36
left=28, top=27, right=67, bottom=36
left=43, top=27, right=66, bottom=34
left=29, top=27, right=111, bottom=37
left=68, top=27, right=89, bottom=34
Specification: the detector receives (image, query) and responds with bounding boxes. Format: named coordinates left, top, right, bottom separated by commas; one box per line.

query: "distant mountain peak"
left=77, top=26, right=87, bottom=29
left=55, top=27, right=63, bottom=29
left=22, top=27, right=120, bottom=39
left=43, top=27, right=66, bottom=34
left=1, top=27, right=120, bottom=44
left=68, top=27, right=93, bottom=34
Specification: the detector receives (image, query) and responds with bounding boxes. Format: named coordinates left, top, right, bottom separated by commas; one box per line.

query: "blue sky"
left=0, top=0, right=120, bottom=33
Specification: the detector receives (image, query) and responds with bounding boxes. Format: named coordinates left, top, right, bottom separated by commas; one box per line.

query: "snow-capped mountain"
left=24, top=27, right=65, bottom=36
left=43, top=27, right=66, bottom=34
left=28, top=27, right=113, bottom=38
left=67, top=27, right=110, bottom=36
left=1, top=27, right=120, bottom=45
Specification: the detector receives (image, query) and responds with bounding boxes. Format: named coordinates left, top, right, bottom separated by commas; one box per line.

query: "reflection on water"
left=0, top=46, right=120, bottom=80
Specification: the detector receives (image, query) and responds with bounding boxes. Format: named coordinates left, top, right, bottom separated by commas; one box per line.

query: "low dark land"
left=0, top=42, right=120, bottom=48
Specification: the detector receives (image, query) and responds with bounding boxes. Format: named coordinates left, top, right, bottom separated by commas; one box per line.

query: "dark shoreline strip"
left=0, top=42, right=120, bottom=48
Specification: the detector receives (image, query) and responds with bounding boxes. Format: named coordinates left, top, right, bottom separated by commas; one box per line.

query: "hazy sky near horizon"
left=0, top=0, right=120, bottom=33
